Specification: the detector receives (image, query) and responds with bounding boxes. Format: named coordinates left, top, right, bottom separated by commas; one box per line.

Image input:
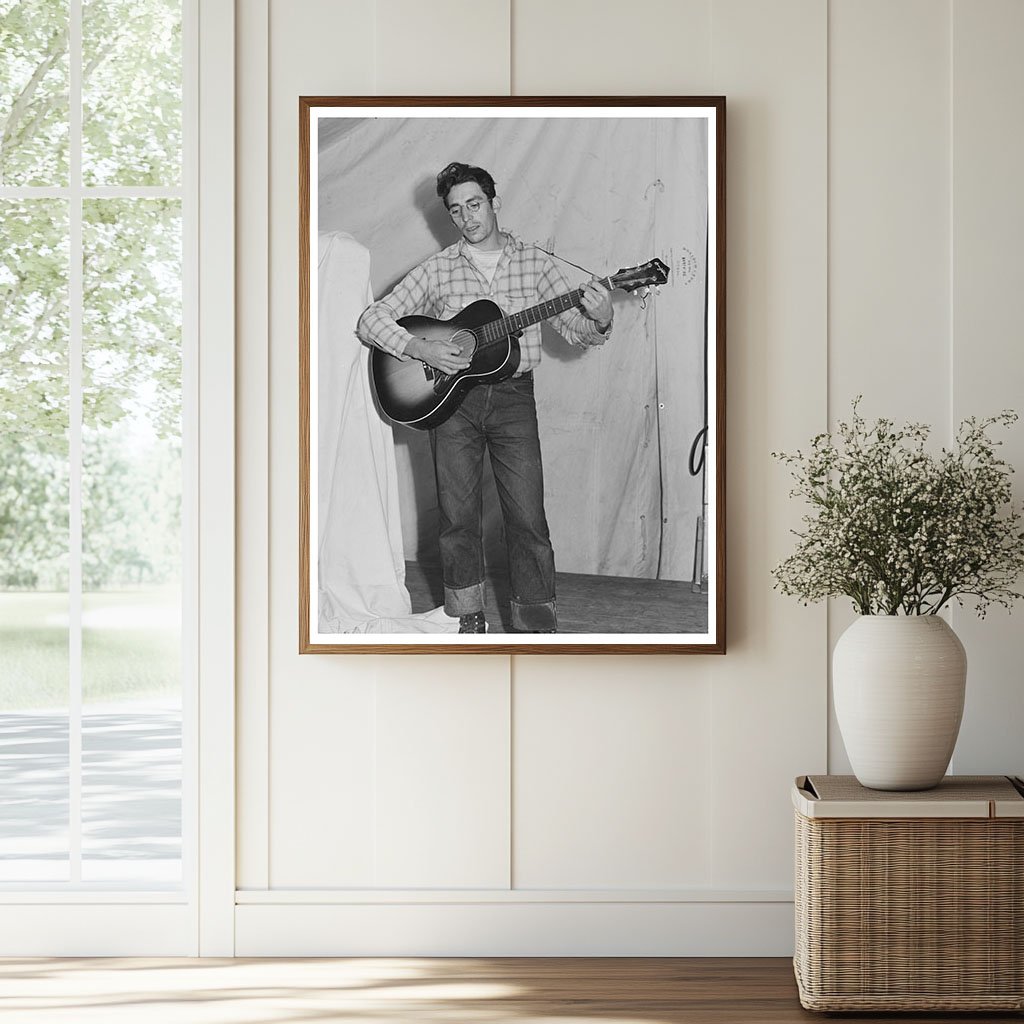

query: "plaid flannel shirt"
left=357, top=233, right=609, bottom=373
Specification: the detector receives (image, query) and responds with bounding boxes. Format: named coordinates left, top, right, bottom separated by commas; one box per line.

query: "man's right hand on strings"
left=404, top=336, right=471, bottom=375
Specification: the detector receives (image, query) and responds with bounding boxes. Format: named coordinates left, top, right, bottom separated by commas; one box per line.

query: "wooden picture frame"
left=300, top=96, right=725, bottom=653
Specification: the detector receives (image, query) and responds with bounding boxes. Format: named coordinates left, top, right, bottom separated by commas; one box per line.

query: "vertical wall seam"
left=508, top=656, right=514, bottom=890
left=237, top=0, right=271, bottom=894
left=824, top=0, right=832, bottom=771
left=709, top=0, right=714, bottom=93
left=948, top=0, right=955, bottom=444
left=371, top=668, right=379, bottom=887
left=261, top=0, right=271, bottom=890
left=707, top=0, right=715, bottom=888
left=508, top=0, right=514, bottom=95
left=507, top=0, right=518, bottom=889
left=372, top=1, right=378, bottom=92
left=946, top=0, right=957, bottom=770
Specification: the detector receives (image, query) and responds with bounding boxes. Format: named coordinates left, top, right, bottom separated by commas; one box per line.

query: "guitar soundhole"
left=428, top=329, right=477, bottom=393
left=450, top=329, right=477, bottom=361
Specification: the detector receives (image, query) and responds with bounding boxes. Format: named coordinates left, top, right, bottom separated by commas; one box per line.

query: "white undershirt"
left=467, top=246, right=502, bottom=286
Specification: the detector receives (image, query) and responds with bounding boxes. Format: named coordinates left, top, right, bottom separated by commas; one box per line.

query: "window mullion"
left=68, top=0, right=84, bottom=886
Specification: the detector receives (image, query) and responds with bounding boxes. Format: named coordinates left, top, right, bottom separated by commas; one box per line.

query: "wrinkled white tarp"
left=318, top=116, right=708, bottom=581
left=316, top=231, right=457, bottom=634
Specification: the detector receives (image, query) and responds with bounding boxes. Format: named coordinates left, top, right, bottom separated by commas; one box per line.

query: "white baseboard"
left=235, top=897, right=795, bottom=956
left=0, top=904, right=195, bottom=956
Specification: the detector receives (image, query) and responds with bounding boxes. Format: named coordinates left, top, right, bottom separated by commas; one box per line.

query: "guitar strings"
left=474, top=243, right=624, bottom=347
left=477, top=289, right=584, bottom=347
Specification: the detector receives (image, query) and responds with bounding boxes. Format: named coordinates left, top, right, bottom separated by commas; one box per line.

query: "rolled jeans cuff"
left=511, top=598, right=557, bottom=632
left=444, top=581, right=485, bottom=617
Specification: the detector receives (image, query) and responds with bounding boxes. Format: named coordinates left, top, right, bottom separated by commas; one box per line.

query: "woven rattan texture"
left=794, top=812, right=1024, bottom=1011
left=805, top=774, right=1023, bottom=803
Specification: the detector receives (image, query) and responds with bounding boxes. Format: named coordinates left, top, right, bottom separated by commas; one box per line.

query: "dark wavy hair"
left=435, top=161, right=496, bottom=204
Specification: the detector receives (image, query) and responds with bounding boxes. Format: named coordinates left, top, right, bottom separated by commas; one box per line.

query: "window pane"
left=0, top=198, right=70, bottom=880
left=82, top=0, right=181, bottom=187
left=81, top=197, right=181, bottom=883
left=0, top=703, right=69, bottom=881
left=81, top=676, right=181, bottom=883
left=0, top=1, right=70, bottom=186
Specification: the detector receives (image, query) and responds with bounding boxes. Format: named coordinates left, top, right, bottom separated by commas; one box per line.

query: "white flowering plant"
left=772, top=401, right=1024, bottom=616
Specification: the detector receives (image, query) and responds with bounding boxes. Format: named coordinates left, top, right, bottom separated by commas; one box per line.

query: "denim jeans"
left=430, top=375, right=557, bottom=631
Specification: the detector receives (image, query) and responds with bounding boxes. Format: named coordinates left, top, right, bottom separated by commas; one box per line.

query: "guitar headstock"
left=608, top=257, right=670, bottom=293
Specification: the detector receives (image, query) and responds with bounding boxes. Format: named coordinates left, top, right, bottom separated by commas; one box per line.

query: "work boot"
left=458, top=611, right=488, bottom=633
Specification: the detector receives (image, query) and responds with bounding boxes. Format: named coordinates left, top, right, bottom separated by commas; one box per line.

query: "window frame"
left=0, top=0, right=235, bottom=956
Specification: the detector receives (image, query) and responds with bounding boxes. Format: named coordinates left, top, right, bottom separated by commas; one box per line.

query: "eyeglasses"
left=447, top=197, right=488, bottom=222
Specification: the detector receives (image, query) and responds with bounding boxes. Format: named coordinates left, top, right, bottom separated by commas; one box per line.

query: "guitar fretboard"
left=476, top=278, right=612, bottom=349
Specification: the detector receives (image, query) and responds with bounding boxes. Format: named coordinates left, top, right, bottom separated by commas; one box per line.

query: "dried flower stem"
left=772, top=400, right=1024, bottom=617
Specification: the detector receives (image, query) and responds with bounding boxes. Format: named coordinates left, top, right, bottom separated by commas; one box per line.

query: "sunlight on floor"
left=0, top=958, right=670, bottom=1024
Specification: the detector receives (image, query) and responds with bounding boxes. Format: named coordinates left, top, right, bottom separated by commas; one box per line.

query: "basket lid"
left=793, top=775, right=1024, bottom=819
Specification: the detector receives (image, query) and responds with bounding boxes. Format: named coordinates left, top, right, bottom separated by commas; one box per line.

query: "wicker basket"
left=793, top=775, right=1024, bottom=1012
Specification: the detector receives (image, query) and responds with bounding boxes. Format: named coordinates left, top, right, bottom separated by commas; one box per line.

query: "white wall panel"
left=263, top=0, right=378, bottom=890
left=949, top=0, right=1024, bottom=778
left=376, top=0, right=510, bottom=95
left=513, top=0, right=712, bottom=94
left=513, top=657, right=713, bottom=889
left=707, top=0, right=828, bottom=889
left=269, top=667, right=377, bottom=887
left=236, top=0, right=270, bottom=894
left=269, top=0, right=376, bottom=95
left=829, top=0, right=951, bottom=424
left=374, top=662, right=511, bottom=888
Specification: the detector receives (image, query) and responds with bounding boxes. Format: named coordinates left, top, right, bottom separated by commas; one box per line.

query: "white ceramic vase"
left=833, top=615, right=967, bottom=791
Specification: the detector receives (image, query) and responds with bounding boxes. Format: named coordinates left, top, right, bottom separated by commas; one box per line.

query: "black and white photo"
left=299, top=97, right=725, bottom=652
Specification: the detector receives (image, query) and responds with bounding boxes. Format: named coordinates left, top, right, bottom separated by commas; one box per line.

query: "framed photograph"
left=300, top=96, right=725, bottom=653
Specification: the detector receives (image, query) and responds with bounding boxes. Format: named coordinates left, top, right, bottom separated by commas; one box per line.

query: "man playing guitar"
left=357, top=161, right=613, bottom=634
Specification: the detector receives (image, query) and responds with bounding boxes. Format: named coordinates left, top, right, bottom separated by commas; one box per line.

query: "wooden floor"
left=0, top=957, right=1019, bottom=1022
left=405, top=562, right=709, bottom=633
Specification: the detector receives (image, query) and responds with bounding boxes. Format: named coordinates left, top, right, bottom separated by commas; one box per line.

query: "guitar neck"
left=479, top=277, right=612, bottom=346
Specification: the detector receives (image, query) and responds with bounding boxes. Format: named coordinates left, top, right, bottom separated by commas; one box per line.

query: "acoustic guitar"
left=370, top=258, right=670, bottom=430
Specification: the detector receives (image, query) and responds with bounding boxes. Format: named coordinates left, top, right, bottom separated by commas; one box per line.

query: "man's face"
left=445, top=181, right=500, bottom=249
